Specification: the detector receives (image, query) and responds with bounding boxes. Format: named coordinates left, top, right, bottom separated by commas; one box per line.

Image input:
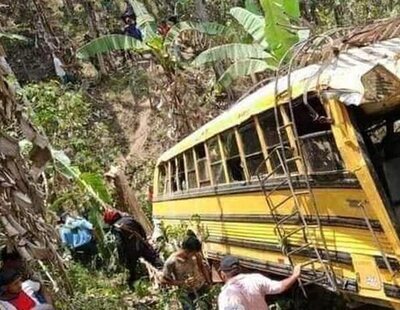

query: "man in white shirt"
left=52, top=52, right=75, bottom=84
left=218, top=256, right=301, bottom=310
left=52, top=53, right=66, bottom=81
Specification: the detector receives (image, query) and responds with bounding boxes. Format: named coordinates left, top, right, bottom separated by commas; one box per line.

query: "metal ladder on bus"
left=256, top=124, right=338, bottom=294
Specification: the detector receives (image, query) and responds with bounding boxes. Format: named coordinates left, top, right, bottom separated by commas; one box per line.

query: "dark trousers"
left=71, top=239, right=98, bottom=266
left=180, top=286, right=211, bottom=310
left=118, top=238, right=161, bottom=287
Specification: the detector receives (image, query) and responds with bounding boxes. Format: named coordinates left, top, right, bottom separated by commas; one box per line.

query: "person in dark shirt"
left=122, top=0, right=135, bottom=20
left=121, top=6, right=143, bottom=42
left=122, top=17, right=143, bottom=41
left=103, top=209, right=161, bottom=287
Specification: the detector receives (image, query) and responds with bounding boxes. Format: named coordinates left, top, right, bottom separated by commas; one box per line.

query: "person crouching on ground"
left=218, top=255, right=301, bottom=310
left=58, top=212, right=98, bottom=266
left=0, top=269, right=54, bottom=310
left=162, top=234, right=212, bottom=310
left=103, top=208, right=161, bottom=287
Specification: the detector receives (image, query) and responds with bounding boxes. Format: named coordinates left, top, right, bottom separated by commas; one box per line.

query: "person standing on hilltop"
left=121, top=1, right=142, bottom=41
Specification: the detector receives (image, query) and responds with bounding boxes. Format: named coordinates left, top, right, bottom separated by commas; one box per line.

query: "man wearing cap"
left=103, top=209, right=161, bottom=287
left=218, top=256, right=301, bottom=310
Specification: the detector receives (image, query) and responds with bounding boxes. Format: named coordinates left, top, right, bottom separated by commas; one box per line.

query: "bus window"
left=258, top=110, right=287, bottom=174
left=220, top=130, right=245, bottom=182
left=258, top=110, right=288, bottom=147
left=170, top=159, right=178, bottom=192
left=185, top=150, right=197, bottom=189
left=238, top=120, right=265, bottom=176
left=207, top=137, right=226, bottom=184
left=177, top=155, right=186, bottom=190
left=157, top=164, right=166, bottom=195
left=195, top=144, right=211, bottom=187
left=290, top=95, right=344, bottom=173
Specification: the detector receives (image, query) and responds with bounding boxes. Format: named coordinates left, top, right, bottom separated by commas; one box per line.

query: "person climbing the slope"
left=103, top=208, right=161, bottom=287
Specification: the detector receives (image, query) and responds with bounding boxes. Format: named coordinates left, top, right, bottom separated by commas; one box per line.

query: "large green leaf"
left=283, top=0, right=300, bottom=20
left=230, top=7, right=266, bottom=47
left=245, top=0, right=263, bottom=15
left=218, top=59, right=276, bottom=88
left=52, top=149, right=80, bottom=179
left=260, top=0, right=299, bottom=59
left=80, top=173, right=112, bottom=204
left=52, top=149, right=110, bottom=205
left=192, top=43, right=272, bottom=67
left=128, top=0, right=154, bottom=24
left=77, top=34, right=148, bottom=59
left=164, top=22, right=227, bottom=47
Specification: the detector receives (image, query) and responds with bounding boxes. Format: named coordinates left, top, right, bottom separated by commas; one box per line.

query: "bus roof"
left=157, top=38, right=400, bottom=165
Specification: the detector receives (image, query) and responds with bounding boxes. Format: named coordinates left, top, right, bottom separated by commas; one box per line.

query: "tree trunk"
left=300, top=0, right=317, bottom=25
left=31, top=0, right=60, bottom=50
left=0, top=66, right=72, bottom=295
left=0, top=44, right=14, bottom=76
left=82, top=0, right=107, bottom=76
left=333, top=2, right=344, bottom=26
left=108, top=168, right=153, bottom=236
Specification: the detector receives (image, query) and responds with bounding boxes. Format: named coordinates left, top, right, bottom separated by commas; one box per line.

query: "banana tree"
left=77, top=0, right=227, bottom=73
left=50, top=148, right=115, bottom=262
left=77, top=25, right=227, bottom=71
left=192, top=0, right=303, bottom=88
left=51, top=149, right=112, bottom=206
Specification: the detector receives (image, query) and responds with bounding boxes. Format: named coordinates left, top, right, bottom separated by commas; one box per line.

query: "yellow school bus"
left=153, top=30, right=400, bottom=308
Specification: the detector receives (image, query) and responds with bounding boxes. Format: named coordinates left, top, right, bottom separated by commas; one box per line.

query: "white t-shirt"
left=218, top=273, right=284, bottom=310
left=52, top=56, right=66, bottom=78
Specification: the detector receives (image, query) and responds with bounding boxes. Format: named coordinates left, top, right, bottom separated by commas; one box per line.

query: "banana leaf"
left=230, top=7, right=267, bottom=47
left=164, top=21, right=227, bottom=47
left=192, top=43, right=272, bottom=67
left=77, top=34, right=148, bottom=59
left=260, top=0, right=299, bottom=59
left=218, top=59, right=276, bottom=88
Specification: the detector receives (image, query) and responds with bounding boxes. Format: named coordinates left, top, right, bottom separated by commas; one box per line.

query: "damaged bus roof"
left=157, top=37, right=400, bottom=164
